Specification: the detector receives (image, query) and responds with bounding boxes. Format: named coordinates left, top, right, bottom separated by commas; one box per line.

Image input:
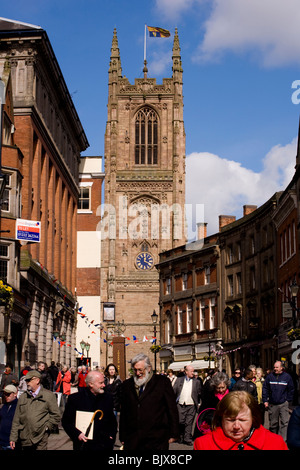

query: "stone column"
left=46, top=303, right=54, bottom=365
left=29, top=293, right=40, bottom=364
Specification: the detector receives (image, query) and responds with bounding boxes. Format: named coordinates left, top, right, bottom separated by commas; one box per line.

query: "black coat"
left=104, top=376, right=122, bottom=411
left=62, top=388, right=117, bottom=451
left=119, top=374, right=179, bottom=451
left=0, top=398, right=18, bottom=447
left=233, top=378, right=258, bottom=399
left=193, top=384, right=221, bottom=440
left=287, top=406, right=300, bottom=449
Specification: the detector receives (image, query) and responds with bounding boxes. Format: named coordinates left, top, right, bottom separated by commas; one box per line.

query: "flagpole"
left=144, top=24, right=147, bottom=62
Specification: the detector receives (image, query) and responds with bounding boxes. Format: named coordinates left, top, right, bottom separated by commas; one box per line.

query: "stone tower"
left=101, top=28, right=186, bottom=369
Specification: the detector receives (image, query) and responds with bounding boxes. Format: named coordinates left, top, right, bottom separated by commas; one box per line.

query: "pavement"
left=44, top=407, right=288, bottom=451
left=47, top=424, right=194, bottom=451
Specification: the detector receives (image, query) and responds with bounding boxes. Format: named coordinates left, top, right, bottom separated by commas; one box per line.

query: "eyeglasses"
left=133, top=368, right=146, bottom=373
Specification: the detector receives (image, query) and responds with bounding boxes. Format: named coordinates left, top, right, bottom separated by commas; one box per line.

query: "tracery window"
left=135, top=107, right=158, bottom=165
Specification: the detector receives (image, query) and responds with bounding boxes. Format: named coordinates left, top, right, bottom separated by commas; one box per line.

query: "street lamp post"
left=85, top=342, right=90, bottom=366
left=80, top=339, right=86, bottom=363
left=111, top=320, right=126, bottom=336
left=290, top=280, right=299, bottom=328
left=151, top=310, right=158, bottom=374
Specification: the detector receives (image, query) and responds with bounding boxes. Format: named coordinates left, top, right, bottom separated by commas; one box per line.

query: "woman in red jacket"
left=194, top=391, right=288, bottom=450
left=56, top=365, right=71, bottom=410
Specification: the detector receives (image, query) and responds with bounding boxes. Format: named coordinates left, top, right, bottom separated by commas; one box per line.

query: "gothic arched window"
left=135, top=107, right=158, bottom=165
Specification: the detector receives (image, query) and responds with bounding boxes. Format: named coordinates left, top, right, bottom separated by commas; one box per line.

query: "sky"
left=1, top=0, right=300, bottom=239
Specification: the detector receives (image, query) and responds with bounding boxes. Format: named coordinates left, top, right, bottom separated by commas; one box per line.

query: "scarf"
left=215, top=388, right=229, bottom=401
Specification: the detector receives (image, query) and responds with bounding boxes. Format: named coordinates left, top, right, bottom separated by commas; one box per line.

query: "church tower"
left=101, top=28, right=186, bottom=369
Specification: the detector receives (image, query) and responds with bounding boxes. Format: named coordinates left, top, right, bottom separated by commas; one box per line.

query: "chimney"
left=197, top=222, right=207, bottom=240
left=243, top=205, right=257, bottom=217
left=219, top=215, right=236, bottom=231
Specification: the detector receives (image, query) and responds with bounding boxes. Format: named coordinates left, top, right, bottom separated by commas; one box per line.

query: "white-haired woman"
left=194, top=371, right=231, bottom=439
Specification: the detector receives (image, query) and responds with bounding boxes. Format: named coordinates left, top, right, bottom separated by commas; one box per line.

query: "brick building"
left=0, top=18, right=88, bottom=371
left=0, top=57, right=26, bottom=369
left=272, top=125, right=300, bottom=369
left=157, top=223, right=222, bottom=371
left=218, top=197, right=281, bottom=373
left=157, top=193, right=294, bottom=375
left=100, top=28, right=186, bottom=370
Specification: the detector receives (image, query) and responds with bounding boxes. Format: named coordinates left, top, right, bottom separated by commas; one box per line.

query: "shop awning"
left=168, top=361, right=191, bottom=371
left=168, top=359, right=213, bottom=371
left=190, top=360, right=211, bottom=370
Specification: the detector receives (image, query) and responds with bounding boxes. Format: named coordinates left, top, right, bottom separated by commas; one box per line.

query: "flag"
left=147, top=26, right=170, bottom=38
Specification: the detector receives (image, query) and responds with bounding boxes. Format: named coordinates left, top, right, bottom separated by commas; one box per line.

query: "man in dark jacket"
left=37, top=361, right=53, bottom=390
left=0, top=384, right=18, bottom=449
left=48, top=361, right=59, bottom=391
left=62, top=370, right=117, bottom=450
left=233, top=368, right=258, bottom=399
left=262, top=360, right=294, bottom=441
left=119, top=353, right=179, bottom=451
left=173, top=364, right=202, bottom=445
left=287, top=406, right=300, bottom=449
left=0, top=363, right=18, bottom=397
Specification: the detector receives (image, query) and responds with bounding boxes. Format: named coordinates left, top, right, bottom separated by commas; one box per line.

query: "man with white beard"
left=62, top=370, right=117, bottom=450
left=119, top=353, right=179, bottom=451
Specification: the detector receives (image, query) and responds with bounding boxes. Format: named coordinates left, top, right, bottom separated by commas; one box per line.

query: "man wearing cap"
left=0, top=384, right=18, bottom=449
left=9, top=370, right=60, bottom=450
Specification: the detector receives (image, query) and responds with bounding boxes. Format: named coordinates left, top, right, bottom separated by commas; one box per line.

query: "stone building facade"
left=0, top=18, right=88, bottom=371
left=100, top=29, right=186, bottom=368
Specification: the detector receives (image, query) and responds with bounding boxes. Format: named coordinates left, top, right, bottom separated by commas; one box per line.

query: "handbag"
left=196, top=408, right=216, bottom=436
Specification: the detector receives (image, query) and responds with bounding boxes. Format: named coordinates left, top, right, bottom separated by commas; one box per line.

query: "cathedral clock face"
left=136, top=252, right=154, bottom=270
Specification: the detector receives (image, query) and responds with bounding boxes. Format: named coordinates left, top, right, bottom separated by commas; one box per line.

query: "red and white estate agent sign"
left=16, top=219, right=41, bottom=243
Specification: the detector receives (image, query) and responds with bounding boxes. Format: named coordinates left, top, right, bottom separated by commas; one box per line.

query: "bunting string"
left=36, top=262, right=158, bottom=356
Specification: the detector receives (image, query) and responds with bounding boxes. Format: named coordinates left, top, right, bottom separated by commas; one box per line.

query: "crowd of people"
left=0, top=357, right=299, bottom=451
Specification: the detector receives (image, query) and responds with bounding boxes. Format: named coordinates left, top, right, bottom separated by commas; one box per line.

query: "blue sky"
left=1, top=0, right=300, bottom=237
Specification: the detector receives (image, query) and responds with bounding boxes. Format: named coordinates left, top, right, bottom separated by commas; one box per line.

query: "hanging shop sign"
left=16, top=219, right=41, bottom=243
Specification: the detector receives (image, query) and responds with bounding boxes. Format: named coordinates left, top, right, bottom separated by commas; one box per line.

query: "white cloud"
left=185, top=137, right=297, bottom=239
left=154, top=0, right=200, bottom=20
left=195, top=0, right=300, bottom=66
left=147, top=50, right=172, bottom=76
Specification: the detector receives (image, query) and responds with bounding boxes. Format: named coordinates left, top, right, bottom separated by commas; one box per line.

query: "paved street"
left=47, top=425, right=194, bottom=451
left=47, top=409, right=274, bottom=451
